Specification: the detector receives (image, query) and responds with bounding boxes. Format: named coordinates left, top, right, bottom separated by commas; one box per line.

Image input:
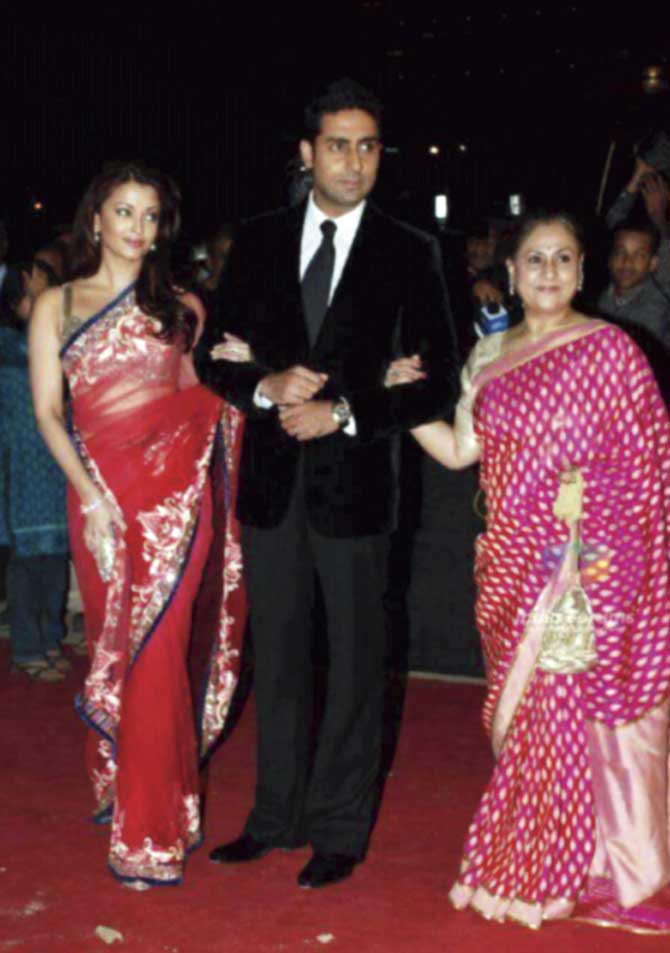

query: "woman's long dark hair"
left=68, top=160, right=195, bottom=350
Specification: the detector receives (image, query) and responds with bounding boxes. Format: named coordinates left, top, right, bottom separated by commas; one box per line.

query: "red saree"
left=60, top=283, right=246, bottom=886
left=449, top=322, right=670, bottom=932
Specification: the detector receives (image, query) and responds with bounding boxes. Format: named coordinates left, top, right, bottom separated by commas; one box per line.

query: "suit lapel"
left=312, top=204, right=384, bottom=349
left=283, top=201, right=305, bottom=296
left=277, top=202, right=308, bottom=348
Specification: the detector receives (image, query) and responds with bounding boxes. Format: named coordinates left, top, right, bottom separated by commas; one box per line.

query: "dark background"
left=3, top=2, right=670, bottom=251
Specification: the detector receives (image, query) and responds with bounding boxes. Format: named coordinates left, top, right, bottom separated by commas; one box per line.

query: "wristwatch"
left=331, top=396, right=352, bottom=428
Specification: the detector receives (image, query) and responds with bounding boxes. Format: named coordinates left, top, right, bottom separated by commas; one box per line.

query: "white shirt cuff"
left=253, top=383, right=273, bottom=409
left=343, top=414, right=357, bottom=436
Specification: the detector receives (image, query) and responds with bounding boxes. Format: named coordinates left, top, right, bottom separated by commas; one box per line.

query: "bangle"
left=81, top=498, right=102, bottom=515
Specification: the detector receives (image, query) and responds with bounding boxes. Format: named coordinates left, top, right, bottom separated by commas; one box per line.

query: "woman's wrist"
left=79, top=486, right=103, bottom=514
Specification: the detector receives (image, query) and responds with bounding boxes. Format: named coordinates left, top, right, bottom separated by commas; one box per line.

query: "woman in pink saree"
left=397, top=212, right=670, bottom=932
left=30, top=162, right=246, bottom=889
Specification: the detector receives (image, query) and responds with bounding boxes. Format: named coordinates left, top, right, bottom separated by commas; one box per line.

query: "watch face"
left=332, top=400, right=350, bottom=425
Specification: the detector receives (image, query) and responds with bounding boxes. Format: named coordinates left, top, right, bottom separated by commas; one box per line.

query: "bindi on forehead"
left=520, top=231, right=580, bottom=255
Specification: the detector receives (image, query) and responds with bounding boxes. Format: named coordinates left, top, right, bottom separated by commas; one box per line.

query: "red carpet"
left=1, top=645, right=666, bottom=953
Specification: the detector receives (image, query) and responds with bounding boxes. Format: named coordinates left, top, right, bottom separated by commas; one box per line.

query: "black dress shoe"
left=209, top=833, right=273, bottom=863
left=297, top=852, right=357, bottom=889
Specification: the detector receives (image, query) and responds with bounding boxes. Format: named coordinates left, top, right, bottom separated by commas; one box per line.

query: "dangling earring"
left=94, top=231, right=101, bottom=245
left=507, top=271, right=515, bottom=297
left=150, top=242, right=157, bottom=252
left=577, top=265, right=584, bottom=292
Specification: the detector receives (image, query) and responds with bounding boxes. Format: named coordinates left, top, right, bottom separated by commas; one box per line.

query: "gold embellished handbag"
left=537, top=469, right=598, bottom=675
left=94, top=530, right=117, bottom=583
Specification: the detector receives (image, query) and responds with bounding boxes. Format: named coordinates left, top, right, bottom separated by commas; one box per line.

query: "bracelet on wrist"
left=81, top=498, right=102, bottom=515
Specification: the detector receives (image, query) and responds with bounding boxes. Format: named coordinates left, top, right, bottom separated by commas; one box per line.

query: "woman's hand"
left=83, top=496, right=126, bottom=579
left=210, top=333, right=253, bottom=363
left=384, top=354, right=426, bottom=388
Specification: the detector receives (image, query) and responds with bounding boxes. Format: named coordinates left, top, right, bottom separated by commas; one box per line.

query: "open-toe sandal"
left=11, top=659, right=65, bottom=683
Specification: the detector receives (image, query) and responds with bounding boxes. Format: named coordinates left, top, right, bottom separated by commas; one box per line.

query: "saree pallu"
left=60, top=286, right=246, bottom=885
left=449, top=323, right=670, bottom=932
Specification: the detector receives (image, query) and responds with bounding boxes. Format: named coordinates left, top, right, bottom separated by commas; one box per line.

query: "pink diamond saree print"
left=449, top=322, right=670, bottom=932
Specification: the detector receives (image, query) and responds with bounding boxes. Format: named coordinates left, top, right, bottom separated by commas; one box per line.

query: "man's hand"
left=641, top=172, right=669, bottom=230
left=279, top=400, right=340, bottom=441
left=258, top=366, right=327, bottom=405
left=626, top=157, right=655, bottom=194
left=472, top=279, right=503, bottom=306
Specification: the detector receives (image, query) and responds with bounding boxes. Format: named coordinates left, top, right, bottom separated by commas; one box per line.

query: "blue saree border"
left=195, top=419, right=233, bottom=767
left=59, top=281, right=137, bottom=359
left=107, top=833, right=203, bottom=888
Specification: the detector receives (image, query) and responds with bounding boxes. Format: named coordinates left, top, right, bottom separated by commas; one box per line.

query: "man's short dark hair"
left=611, top=218, right=661, bottom=256
left=303, top=78, right=383, bottom=142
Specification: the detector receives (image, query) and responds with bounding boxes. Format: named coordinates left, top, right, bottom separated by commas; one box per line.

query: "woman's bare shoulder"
left=32, top=286, right=63, bottom=323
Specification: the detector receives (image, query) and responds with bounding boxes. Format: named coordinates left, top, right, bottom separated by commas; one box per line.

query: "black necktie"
left=301, top=219, right=336, bottom=345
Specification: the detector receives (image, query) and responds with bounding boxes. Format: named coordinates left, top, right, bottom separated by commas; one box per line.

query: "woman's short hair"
left=508, top=210, right=584, bottom=258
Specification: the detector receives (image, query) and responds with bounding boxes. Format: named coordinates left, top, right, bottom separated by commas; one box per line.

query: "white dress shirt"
left=300, top=192, right=366, bottom=302
left=255, top=193, right=367, bottom=434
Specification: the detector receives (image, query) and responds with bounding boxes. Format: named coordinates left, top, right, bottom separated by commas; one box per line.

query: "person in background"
left=34, top=229, right=72, bottom=285
left=598, top=219, right=670, bottom=354
left=600, top=158, right=670, bottom=350
left=200, top=224, right=236, bottom=297
left=598, top=164, right=670, bottom=396
left=194, top=224, right=237, bottom=355
left=0, top=221, right=9, bottom=295
left=0, top=266, right=70, bottom=682
left=462, top=220, right=511, bottom=344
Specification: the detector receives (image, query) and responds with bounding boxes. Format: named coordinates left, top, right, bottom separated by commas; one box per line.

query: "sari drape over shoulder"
left=449, top=323, right=670, bottom=932
left=60, top=284, right=246, bottom=885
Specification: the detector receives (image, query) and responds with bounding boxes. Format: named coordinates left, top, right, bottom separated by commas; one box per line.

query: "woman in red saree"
left=30, top=162, right=246, bottom=888
left=396, top=212, right=670, bottom=932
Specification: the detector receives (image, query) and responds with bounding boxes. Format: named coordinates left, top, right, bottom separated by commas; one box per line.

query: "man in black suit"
left=203, top=79, right=459, bottom=888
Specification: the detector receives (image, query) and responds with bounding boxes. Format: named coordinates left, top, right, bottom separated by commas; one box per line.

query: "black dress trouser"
left=241, top=476, right=388, bottom=858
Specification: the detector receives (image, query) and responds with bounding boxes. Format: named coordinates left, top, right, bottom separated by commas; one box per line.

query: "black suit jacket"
left=199, top=201, right=459, bottom=537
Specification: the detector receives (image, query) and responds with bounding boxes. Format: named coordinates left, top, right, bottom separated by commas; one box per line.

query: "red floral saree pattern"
left=60, top=286, right=246, bottom=884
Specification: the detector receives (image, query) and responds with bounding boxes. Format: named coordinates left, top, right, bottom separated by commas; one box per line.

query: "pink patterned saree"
left=449, top=322, right=670, bottom=932
left=60, top=283, right=246, bottom=886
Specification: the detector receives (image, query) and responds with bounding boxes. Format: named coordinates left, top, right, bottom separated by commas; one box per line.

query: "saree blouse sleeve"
left=453, top=351, right=480, bottom=457
left=453, top=333, right=504, bottom=457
